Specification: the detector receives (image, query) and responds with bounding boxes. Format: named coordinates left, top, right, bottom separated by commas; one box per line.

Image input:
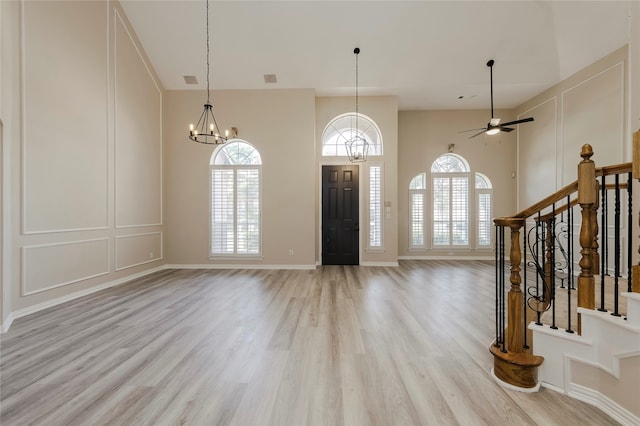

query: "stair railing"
left=491, top=129, right=640, bottom=390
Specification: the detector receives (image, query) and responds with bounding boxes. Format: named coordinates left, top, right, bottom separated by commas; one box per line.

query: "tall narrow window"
left=210, top=141, right=262, bottom=256
left=409, top=173, right=426, bottom=248
left=431, top=154, right=470, bottom=247
left=369, top=165, right=382, bottom=248
left=476, top=173, right=493, bottom=247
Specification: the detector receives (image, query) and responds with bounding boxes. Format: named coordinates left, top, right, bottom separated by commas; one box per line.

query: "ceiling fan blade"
left=499, top=117, right=534, bottom=127
left=490, top=117, right=501, bottom=126
left=468, top=130, right=487, bottom=139
left=499, top=127, right=514, bottom=132
left=458, top=127, right=487, bottom=133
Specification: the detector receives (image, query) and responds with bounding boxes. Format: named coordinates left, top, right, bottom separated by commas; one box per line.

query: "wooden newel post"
left=632, top=130, right=640, bottom=294
left=577, top=144, right=596, bottom=334
left=491, top=217, right=542, bottom=389
left=506, top=218, right=526, bottom=352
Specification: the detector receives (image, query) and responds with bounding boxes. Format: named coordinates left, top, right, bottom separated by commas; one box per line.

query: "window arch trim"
left=321, top=113, right=383, bottom=157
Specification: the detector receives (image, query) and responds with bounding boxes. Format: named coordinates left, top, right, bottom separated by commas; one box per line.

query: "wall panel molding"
left=114, top=9, right=163, bottom=229
left=22, top=238, right=109, bottom=296
left=560, top=61, right=625, bottom=185
left=115, top=231, right=163, bottom=271
left=21, top=0, right=109, bottom=234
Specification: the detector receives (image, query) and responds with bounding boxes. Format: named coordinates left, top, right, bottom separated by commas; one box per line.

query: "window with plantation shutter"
left=431, top=154, right=470, bottom=247
left=475, top=173, right=493, bottom=247
left=409, top=173, right=426, bottom=248
left=368, top=165, right=382, bottom=248
left=210, top=141, right=262, bottom=257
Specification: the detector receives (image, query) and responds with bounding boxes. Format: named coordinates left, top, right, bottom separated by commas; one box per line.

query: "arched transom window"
left=321, top=113, right=383, bottom=157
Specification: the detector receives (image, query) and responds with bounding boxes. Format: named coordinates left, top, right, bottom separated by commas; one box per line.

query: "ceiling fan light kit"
left=459, top=59, right=534, bottom=139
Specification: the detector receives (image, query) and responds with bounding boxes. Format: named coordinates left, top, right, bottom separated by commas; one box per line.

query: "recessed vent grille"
left=184, top=75, right=198, bottom=85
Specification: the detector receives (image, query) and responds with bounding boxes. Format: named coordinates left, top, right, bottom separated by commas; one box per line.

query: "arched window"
left=476, top=173, right=493, bottom=247
left=431, top=154, right=470, bottom=247
left=409, top=173, right=426, bottom=248
left=321, top=113, right=383, bottom=157
left=210, top=140, right=262, bottom=256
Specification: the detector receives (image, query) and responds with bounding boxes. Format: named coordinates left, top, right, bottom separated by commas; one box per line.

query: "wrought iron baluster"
left=566, top=197, right=575, bottom=334
left=599, top=175, right=607, bottom=312
left=613, top=174, right=621, bottom=317
left=523, top=221, right=529, bottom=348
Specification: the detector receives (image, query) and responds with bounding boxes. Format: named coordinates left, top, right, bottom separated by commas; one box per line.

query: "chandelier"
left=188, top=0, right=229, bottom=144
left=345, top=47, right=369, bottom=163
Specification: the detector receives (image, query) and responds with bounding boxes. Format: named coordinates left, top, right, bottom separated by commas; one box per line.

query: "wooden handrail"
left=512, top=181, right=578, bottom=219
left=534, top=183, right=627, bottom=223
left=500, top=165, right=630, bottom=223
left=535, top=198, right=577, bottom=222
left=596, top=163, right=632, bottom=177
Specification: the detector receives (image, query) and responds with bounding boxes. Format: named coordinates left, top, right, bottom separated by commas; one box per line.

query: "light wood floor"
left=0, top=260, right=620, bottom=425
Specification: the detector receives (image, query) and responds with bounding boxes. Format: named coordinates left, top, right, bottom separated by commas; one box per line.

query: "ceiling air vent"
left=183, top=75, right=198, bottom=85
left=263, top=74, right=277, bottom=84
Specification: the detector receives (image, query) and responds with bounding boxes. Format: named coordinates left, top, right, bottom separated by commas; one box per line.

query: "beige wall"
left=515, top=46, right=628, bottom=209
left=397, top=109, right=517, bottom=258
left=315, top=96, right=399, bottom=265
left=1, top=0, right=164, bottom=324
left=164, top=89, right=317, bottom=267
left=571, top=355, right=640, bottom=419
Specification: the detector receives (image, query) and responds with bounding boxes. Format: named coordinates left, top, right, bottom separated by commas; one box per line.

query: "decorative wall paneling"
left=22, top=238, right=109, bottom=295
left=115, top=232, right=163, bottom=271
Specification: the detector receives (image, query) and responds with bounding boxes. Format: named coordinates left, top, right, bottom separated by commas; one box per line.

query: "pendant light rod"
left=345, top=46, right=368, bottom=162
left=188, top=0, right=229, bottom=145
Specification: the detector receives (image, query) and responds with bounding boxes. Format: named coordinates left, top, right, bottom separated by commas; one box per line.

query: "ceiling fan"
left=460, top=59, right=534, bottom=139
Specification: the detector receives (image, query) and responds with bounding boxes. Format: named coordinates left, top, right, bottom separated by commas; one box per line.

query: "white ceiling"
left=119, top=0, right=632, bottom=111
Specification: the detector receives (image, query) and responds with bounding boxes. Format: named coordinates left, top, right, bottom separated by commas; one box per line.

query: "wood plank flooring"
left=0, top=260, right=620, bottom=425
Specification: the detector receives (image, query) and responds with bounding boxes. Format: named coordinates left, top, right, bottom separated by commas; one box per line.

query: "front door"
left=322, top=165, right=359, bottom=265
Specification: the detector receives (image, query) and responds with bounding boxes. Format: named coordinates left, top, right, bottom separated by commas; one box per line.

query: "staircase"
left=533, top=292, right=640, bottom=424
left=491, top=130, right=640, bottom=425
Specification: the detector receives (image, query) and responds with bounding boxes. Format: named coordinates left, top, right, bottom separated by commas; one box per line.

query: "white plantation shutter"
left=368, top=165, right=382, bottom=248
left=236, top=169, right=260, bottom=254
left=409, top=173, right=426, bottom=249
left=211, top=169, right=235, bottom=254
left=410, top=192, right=424, bottom=247
left=476, top=173, right=493, bottom=247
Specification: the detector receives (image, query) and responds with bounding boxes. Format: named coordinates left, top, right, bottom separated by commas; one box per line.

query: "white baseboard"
left=164, top=263, right=317, bottom=270
left=2, top=312, right=14, bottom=333
left=398, top=255, right=494, bottom=261
left=361, top=261, right=399, bottom=267
left=6, top=266, right=166, bottom=331
left=569, top=383, right=640, bottom=426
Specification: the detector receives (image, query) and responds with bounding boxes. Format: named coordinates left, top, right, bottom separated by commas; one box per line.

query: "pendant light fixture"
left=345, top=47, right=369, bottom=163
left=188, top=0, right=229, bottom=144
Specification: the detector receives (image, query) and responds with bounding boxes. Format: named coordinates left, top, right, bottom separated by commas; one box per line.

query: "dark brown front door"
left=322, top=165, right=359, bottom=265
